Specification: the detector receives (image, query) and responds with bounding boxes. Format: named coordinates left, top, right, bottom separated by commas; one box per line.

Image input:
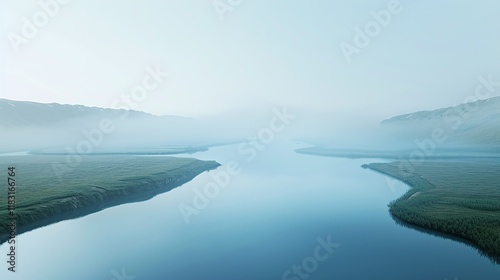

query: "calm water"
left=1, top=142, right=499, bottom=279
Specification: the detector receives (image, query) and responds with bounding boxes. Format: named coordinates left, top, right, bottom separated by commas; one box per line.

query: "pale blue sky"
left=1, top=0, right=499, bottom=120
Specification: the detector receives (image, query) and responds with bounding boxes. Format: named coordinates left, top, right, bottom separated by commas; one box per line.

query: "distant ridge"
left=0, top=98, right=205, bottom=153
left=380, top=96, right=500, bottom=147
left=383, top=97, right=500, bottom=123
left=0, top=98, right=191, bottom=129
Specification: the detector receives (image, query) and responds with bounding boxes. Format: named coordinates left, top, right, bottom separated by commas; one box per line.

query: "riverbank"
left=364, top=161, right=500, bottom=263
left=0, top=155, right=220, bottom=244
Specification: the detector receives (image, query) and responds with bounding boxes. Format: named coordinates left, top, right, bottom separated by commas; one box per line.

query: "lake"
left=1, top=141, right=499, bottom=279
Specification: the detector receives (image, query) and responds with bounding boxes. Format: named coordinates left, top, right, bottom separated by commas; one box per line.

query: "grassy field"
left=364, top=160, right=500, bottom=262
left=0, top=155, right=220, bottom=243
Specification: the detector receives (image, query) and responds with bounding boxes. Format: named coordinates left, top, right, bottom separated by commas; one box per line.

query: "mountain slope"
left=0, top=98, right=190, bottom=129
left=0, top=99, right=209, bottom=153
left=380, top=97, right=500, bottom=147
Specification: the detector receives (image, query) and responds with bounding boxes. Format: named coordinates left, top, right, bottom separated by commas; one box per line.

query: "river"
left=1, top=141, right=499, bottom=279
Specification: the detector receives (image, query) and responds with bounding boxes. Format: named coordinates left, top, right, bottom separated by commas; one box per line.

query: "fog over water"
left=1, top=2, right=500, bottom=279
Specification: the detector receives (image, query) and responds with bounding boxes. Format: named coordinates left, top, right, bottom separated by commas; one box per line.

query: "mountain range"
left=380, top=96, right=500, bottom=148
left=0, top=98, right=214, bottom=153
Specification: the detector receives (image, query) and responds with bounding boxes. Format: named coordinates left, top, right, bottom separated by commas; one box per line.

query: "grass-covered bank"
left=0, top=155, right=220, bottom=244
left=364, top=161, right=500, bottom=263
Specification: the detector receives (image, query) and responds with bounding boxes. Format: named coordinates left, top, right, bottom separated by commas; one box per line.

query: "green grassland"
left=364, top=160, right=500, bottom=262
left=0, top=155, right=220, bottom=244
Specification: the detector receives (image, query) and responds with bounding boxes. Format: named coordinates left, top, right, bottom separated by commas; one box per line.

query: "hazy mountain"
left=0, top=99, right=219, bottom=153
left=0, top=98, right=192, bottom=129
left=296, top=97, right=500, bottom=159
left=380, top=97, right=500, bottom=147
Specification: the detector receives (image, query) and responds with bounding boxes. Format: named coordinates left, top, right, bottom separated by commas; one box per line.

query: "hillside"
left=0, top=98, right=193, bottom=129
left=0, top=99, right=214, bottom=153
left=296, top=97, right=500, bottom=159
left=380, top=97, right=500, bottom=147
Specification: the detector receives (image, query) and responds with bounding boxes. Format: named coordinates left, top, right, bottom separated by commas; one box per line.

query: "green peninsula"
left=364, top=160, right=500, bottom=261
left=0, top=155, right=220, bottom=244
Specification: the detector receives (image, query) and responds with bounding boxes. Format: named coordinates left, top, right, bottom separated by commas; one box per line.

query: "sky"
left=1, top=0, right=500, bottom=121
